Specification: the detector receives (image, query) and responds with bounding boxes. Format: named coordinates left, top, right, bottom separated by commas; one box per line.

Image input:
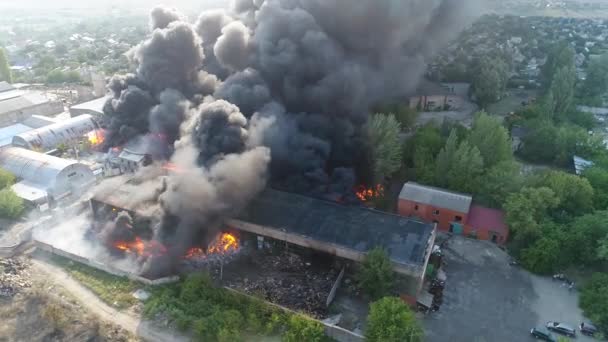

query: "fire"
left=86, top=129, right=105, bottom=146
left=162, top=162, right=180, bottom=172
left=355, top=184, right=385, bottom=201
left=185, top=232, right=239, bottom=259
left=113, top=237, right=167, bottom=257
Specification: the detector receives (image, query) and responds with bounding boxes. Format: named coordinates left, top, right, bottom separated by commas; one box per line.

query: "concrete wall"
left=398, top=199, right=468, bottom=232
left=33, top=240, right=178, bottom=286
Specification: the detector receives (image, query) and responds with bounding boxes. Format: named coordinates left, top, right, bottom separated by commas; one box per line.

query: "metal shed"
left=12, top=114, right=98, bottom=152
left=0, top=147, right=96, bottom=201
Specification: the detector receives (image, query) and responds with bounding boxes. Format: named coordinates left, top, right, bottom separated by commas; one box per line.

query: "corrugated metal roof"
left=70, top=96, right=108, bottom=115
left=0, top=92, right=49, bottom=115
left=0, top=147, right=78, bottom=188
left=399, top=182, right=472, bottom=214
left=0, top=123, right=34, bottom=147
left=118, top=149, right=146, bottom=163
left=13, top=114, right=96, bottom=151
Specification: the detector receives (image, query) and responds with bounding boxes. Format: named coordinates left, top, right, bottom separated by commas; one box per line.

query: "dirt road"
left=30, top=258, right=189, bottom=342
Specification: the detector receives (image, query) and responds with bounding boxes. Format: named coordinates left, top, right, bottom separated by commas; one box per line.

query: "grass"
left=49, top=254, right=141, bottom=309
left=144, top=273, right=332, bottom=342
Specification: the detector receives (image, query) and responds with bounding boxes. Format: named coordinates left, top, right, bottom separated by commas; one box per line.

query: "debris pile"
left=225, top=252, right=338, bottom=317
left=0, top=258, right=32, bottom=298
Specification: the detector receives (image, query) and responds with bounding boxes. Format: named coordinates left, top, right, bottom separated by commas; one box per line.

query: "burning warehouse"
left=89, top=178, right=436, bottom=297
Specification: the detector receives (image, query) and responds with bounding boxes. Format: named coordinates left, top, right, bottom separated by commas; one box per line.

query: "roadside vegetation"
left=49, top=255, right=140, bottom=309
left=365, top=297, right=423, bottom=342
left=0, top=168, right=23, bottom=220
left=144, top=272, right=332, bottom=342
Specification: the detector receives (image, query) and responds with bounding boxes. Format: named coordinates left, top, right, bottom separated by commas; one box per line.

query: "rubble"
left=222, top=252, right=338, bottom=318
left=0, top=258, right=32, bottom=298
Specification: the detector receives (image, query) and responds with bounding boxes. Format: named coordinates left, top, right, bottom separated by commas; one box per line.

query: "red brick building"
left=398, top=182, right=509, bottom=245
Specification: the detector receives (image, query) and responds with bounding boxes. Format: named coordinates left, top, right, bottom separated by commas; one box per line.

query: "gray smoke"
left=98, top=0, right=479, bottom=276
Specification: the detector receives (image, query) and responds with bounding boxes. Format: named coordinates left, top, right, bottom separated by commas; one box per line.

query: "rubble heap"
left=225, top=252, right=338, bottom=318
left=0, top=258, right=32, bottom=298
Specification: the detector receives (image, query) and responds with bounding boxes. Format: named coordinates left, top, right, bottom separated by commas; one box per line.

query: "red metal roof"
left=467, top=205, right=508, bottom=236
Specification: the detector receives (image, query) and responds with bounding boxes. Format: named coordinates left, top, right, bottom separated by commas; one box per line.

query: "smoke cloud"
left=95, top=0, right=479, bottom=276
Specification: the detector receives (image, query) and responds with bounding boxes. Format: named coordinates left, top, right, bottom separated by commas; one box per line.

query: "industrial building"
left=0, top=84, right=64, bottom=127
left=0, top=147, right=96, bottom=207
left=398, top=182, right=509, bottom=245
left=12, top=114, right=98, bottom=152
left=69, top=96, right=108, bottom=118
left=90, top=184, right=436, bottom=297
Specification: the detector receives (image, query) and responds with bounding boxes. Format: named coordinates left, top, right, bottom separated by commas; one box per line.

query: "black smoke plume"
left=99, top=0, right=479, bottom=276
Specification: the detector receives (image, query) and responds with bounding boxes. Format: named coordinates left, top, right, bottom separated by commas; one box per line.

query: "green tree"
left=357, top=247, right=394, bottom=300
left=472, top=56, right=509, bottom=107
left=562, top=211, right=608, bottom=265
left=521, top=237, right=562, bottom=274
left=370, top=114, right=402, bottom=182
left=547, top=65, right=577, bottom=121
left=541, top=42, right=575, bottom=91
left=0, top=188, right=24, bottom=219
left=580, top=273, right=608, bottom=334
left=467, top=111, right=513, bottom=168
left=282, top=315, right=325, bottom=342
left=365, top=297, right=424, bottom=342
left=0, top=48, right=11, bottom=83
left=521, top=121, right=559, bottom=163
left=581, top=54, right=608, bottom=100
left=477, top=160, right=523, bottom=208
left=0, top=168, right=15, bottom=189
left=540, top=171, right=594, bottom=216
left=598, top=234, right=608, bottom=262
left=435, top=130, right=459, bottom=187
left=504, top=187, right=560, bottom=244
left=445, top=141, right=484, bottom=193
left=585, top=167, right=608, bottom=210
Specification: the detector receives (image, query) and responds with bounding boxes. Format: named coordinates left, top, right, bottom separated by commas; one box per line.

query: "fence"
left=33, top=239, right=179, bottom=286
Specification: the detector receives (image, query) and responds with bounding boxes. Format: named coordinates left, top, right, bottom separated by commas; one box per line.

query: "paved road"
left=424, top=237, right=596, bottom=342
left=31, top=258, right=189, bottom=342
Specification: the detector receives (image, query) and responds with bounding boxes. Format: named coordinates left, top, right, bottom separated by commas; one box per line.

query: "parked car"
left=546, top=322, right=576, bottom=337
left=531, top=327, right=557, bottom=341
left=580, top=322, right=598, bottom=336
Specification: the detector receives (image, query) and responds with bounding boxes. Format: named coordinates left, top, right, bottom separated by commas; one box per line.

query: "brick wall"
left=398, top=199, right=467, bottom=232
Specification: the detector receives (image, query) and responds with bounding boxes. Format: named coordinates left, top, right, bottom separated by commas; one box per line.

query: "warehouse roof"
left=69, top=96, right=108, bottom=116
left=237, top=189, right=435, bottom=267
left=0, top=92, right=49, bottom=115
left=0, top=123, right=35, bottom=147
left=399, top=182, right=472, bottom=214
left=11, top=181, right=48, bottom=202
left=0, top=147, right=79, bottom=188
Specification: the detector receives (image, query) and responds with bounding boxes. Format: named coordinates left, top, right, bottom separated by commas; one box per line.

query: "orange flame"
left=185, top=232, right=239, bottom=259
left=113, top=237, right=167, bottom=257
left=355, top=184, right=385, bottom=201
left=86, top=129, right=105, bottom=146
left=162, top=162, right=180, bottom=172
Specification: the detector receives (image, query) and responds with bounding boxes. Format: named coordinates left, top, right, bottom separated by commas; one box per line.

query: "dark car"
left=580, top=322, right=598, bottom=336
left=546, top=322, right=576, bottom=337
left=531, top=327, right=557, bottom=341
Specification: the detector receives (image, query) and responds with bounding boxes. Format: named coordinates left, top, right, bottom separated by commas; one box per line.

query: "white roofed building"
left=12, top=114, right=98, bottom=152
left=0, top=147, right=96, bottom=206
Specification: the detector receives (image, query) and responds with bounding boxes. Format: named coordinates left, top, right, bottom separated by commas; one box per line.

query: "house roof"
left=467, top=205, right=508, bottom=236
left=574, top=155, right=595, bottom=175
left=399, top=182, right=472, bottom=214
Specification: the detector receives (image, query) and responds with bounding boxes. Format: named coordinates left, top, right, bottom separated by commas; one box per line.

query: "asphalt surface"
left=424, top=236, right=597, bottom=342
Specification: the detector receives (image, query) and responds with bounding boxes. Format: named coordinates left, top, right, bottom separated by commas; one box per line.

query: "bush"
left=580, top=273, right=608, bottom=334
left=0, top=168, right=15, bottom=189
left=366, top=297, right=424, bottom=342
left=0, top=188, right=24, bottom=219
left=357, top=247, right=394, bottom=300
left=282, top=315, right=325, bottom=342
